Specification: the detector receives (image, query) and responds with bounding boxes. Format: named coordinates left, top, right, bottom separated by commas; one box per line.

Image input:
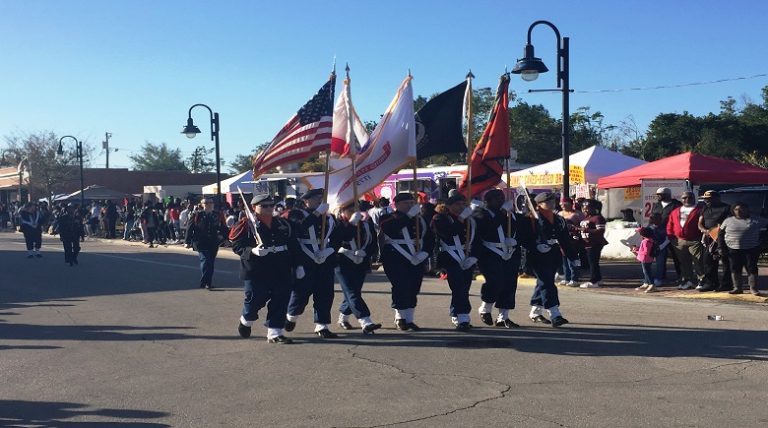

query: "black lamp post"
left=57, top=136, right=85, bottom=208
left=511, top=20, right=572, bottom=198
left=182, top=104, right=221, bottom=207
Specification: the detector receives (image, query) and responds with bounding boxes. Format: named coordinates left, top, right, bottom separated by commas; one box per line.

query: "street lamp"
left=511, top=20, right=572, bottom=197
left=182, top=104, right=221, bottom=207
left=57, top=135, right=85, bottom=208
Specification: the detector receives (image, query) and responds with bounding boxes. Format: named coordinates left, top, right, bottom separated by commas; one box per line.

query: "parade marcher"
left=526, top=192, right=579, bottom=327
left=473, top=189, right=529, bottom=328
left=285, top=188, right=342, bottom=338
left=231, top=194, right=299, bottom=343
left=432, top=194, right=477, bottom=330
left=718, top=202, right=767, bottom=295
left=379, top=192, right=435, bottom=331
left=57, top=203, right=85, bottom=266
left=666, top=191, right=704, bottom=290
left=579, top=199, right=609, bottom=288
left=186, top=198, right=228, bottom=290
left=697, top=190, right=732, bottom=292
left=19, top=202, right=43, bottom=258
left=650, top=187, right=683, bottom=282
left=105, top=200, right=119, bottom=239
left=335, top=202, right=382, bottom=334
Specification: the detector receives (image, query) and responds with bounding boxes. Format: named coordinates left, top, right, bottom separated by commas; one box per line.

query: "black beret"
left=301, top=188, right=324, bottom=200
left=251, top=194, right=273, bottom=206
left=534, top=192, right=556, bottom=203
left=446, top=194, right=466, bottom=205
left=393, top=192, right=415, bottom=203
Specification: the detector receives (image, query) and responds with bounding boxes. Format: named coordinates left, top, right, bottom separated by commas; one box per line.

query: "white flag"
left=305, top=75, right=415, bottom=209
left=328, top=76, right=369, bottom=170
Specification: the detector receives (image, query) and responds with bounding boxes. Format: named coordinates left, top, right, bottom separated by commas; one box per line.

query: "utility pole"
left=103, top=132, right=112, bottom=168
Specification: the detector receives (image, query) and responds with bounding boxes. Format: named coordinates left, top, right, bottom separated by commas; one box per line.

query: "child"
left=632, top=227, right=656, bottom=292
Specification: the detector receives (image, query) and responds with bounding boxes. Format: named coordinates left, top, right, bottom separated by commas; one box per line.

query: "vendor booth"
left=202, top=171, right=322, bottom=205
left=56, top=185, right=130, bottom=202
left=597, top=152, right=768, bottom=258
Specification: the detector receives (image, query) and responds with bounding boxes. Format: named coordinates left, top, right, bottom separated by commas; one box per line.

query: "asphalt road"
left=1, top=232, right=767, bottom=427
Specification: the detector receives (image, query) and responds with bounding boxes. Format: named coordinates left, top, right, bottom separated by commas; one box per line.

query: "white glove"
left=460, top=256, right=478, bottom=270
left=353, top=249, right=367, bottom=258
left=314, top=203, right=329, bottom=216
left=458, top=207, right=473, bottom=221
left=349, top=212, right=363, bottom=226
left=295, top=266, right=305, bottom=279
left=504, top=237, right=517, bottom=247
left=406, top=205, right=420, bottom=218
left=470, top=199, right=484, bottom=210
left=410, top=251, right=429, bottom=266
left=314, top=247, right=336, bottom=264
left=338, top=247, right=352, bottom=255
left=501, top=200, right=515, bottom=212
left=536, top=243, right=552, bottom=254
left=251, top=246, right=270, bottom=257
left=572, top=259, right=581, bottom=267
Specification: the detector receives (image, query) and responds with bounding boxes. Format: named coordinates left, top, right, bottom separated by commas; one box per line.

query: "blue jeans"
left=655, top=246, right=669, bottom=282
left=562, top=257, right=580, bottom=282
left=198, top=248, right=218, bottom=287
left=641, top=262, right=653, bottom=284
left=123, top=219, right=134, bottom=239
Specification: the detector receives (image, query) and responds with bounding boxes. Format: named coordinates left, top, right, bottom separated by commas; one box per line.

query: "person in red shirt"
left=666, top=191, right=704, bottom=290
left=578, top=199, right=609, bottom=288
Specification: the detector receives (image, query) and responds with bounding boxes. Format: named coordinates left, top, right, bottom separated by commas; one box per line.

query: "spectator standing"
left=140, top=202, right=159, bottom=248
left=718, top=202, right=767, bottom=295
left=697, top=191, right=732, bottom=292
left=633, top=227, right=657, bottom=292
left=579, top=199, right=608, bottom=288
left=558, top=197, right=585, bottom=287
left=179, top=203, right=190, bottom=241
left=650, top=188, right=683, bottom=282
left=666, top=191, right=704, bottom=290
left=105, top=200, right=118, bottom=238
left=186, top=198, right=229, bottom=290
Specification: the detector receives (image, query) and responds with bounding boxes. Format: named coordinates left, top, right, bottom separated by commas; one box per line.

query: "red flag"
left=459, top=74, right=510, bottom=198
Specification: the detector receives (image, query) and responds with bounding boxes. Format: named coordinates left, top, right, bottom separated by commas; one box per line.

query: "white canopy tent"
left=201, top=170, right=254, bottom=195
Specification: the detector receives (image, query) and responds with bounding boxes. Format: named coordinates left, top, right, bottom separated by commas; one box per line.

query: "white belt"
left=384, top=227, right=421, bottom=260
left=546, top=239, right=558, bottom=245
left=259, top=245, right=288, bottom=253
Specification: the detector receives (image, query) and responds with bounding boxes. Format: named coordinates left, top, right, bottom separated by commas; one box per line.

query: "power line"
left=574, top=73, right=768, bottom=94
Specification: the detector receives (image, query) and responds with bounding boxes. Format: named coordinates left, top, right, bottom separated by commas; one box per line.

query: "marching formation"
left=229, top=188, right=579, bottom=344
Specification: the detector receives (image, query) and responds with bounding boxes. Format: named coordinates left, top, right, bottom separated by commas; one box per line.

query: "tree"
left=129, top=142, right=188, bottom=171
left=186, top=145, right=215, bottom=173
left=228, top=152, right=256, bottom=174
left=2, top=131, right=94, bottom=201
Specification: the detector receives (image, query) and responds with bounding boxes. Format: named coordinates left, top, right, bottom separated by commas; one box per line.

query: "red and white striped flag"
left=252, top=76, right=335, bottom=177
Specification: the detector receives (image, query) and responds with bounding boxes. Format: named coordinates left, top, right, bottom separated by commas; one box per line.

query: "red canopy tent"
left=598, top=152, right=768, bottom=188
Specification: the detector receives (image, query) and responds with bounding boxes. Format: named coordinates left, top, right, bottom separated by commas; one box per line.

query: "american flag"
left=253, top=77, right=335, bottom=177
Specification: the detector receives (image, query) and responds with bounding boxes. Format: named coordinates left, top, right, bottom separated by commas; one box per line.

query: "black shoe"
left=362, top=323, right=382, bottom=334
left=68, top=261, right=73, bottom=267
left=394, top=319, right=408, bottom=331
left=698, top=285, right=716, bottom=292
left=496, top=319, right=520, bottom=329
left=316, top=329, right=338, bottom=339
left=750, top=288, right=760, bottom=296
left=406, top=322, right=421, bottom=331
left=530, top=315, right=551, bottom=324
left=35, top=253, right=42, bottom=258
left=480, top=313, right=494, bottom=326
left=268, top=335, right=293, bottom=344
left=455, top=322, right=472, bottom=331
left=338, top=321, right=354, bottom=330
left=199, top=283, right=207, bottom=289
left=284, top=320, right=296, bottom=332
left=551, top=316, right=569, bottom=328
left=238, top=322, right=251, bottom=338
left=73, top=258, right=78, bottom=265
left=27, top=254, right=34, bottom=259
left=728, top=288, right=743, bottom=295
left=205, top=284, right=213, bottom=290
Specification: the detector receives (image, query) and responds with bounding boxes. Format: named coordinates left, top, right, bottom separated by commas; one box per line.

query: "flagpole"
left=321, top=66, right=336, bottom=249
left=345, top=64, right=362, bottom=248
left=464, top=70, right=474, bottom=254
left=505, top=157, right=512, bottom=237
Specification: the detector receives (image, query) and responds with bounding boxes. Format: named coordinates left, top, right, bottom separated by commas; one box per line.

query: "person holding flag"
left=379, top=192, right=435, bottom=331
left=335, top=202, right=381, bottom=334
left=231, top=194, right=299, bottom=344
left=431, top=194, right=478, bottom=330
left=284, top=188, right=342, bottom=338
left=473, top=189, right=530, bottom=328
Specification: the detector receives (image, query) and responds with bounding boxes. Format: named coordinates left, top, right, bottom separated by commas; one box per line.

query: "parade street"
left=1, top=232, right=767, bottom=427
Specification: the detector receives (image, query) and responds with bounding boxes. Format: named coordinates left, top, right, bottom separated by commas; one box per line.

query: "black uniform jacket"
left=378, top=211, right=435, bottom=261
left=287, top=209, right=342, bottom=267
left=57, top=213, right=85, bottom=241
left=471, top=207, right=532, bottom=259
left=230, top=216, right=299, bottom=281
left=336, top=218, right=378, bottom=269
left=527, top=212, right=578, bottom=261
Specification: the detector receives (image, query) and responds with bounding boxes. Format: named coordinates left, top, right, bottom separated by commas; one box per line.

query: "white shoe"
left=635, top=283, right=649, bottom=291
left=566, top=280, right=577, bottom=287
left=645, top=284, right=656, bottom=293
left=694, top=284, right=703, bottom=290
left=679, top=281, right=694, bottom=290
left=558, top=280, right=568, bottom=286
left=580, top=282, right=600, bottom=289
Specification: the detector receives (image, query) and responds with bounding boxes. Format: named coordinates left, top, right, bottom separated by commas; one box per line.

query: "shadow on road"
left=0, top=399, right=171, bottom=427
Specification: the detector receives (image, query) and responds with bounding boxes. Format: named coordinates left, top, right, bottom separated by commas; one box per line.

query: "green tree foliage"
left=186, top=145, right=216, bottom=173
left=228, top=151, right=256, bottom=174
left=2, top=131, right=94, bottom=200
left=129, top=142, right=188, bottom=171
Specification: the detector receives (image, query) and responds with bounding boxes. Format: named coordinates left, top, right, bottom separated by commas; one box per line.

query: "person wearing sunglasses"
left=666, top=191, right=705, bottom=290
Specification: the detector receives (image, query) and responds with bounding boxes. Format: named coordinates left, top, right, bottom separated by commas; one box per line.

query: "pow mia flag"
left=415, top=80, right=469, bottom=159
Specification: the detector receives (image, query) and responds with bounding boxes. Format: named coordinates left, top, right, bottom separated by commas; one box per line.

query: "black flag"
left=415, top=81, right=468, bottom=159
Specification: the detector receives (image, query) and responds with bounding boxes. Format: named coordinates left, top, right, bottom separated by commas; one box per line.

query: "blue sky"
left=1, top=0, right=766, bottom=170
